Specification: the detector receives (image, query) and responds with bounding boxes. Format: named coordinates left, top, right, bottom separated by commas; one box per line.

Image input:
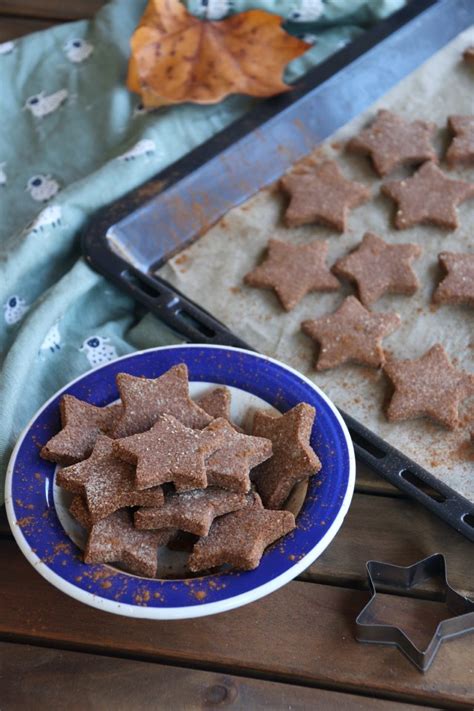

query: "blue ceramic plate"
left=5, top=345, right=355, bottom=619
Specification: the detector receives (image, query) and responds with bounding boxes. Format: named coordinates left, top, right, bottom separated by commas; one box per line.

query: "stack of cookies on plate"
left=41, top=364, right=321, bottom=578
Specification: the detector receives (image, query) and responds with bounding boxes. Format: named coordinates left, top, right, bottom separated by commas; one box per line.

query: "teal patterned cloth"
left=0, top=0, right=404, bottom=500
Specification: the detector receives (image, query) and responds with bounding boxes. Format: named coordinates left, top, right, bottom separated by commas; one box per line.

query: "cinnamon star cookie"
left=112, top=364, right=212, bottom=438
left=205, top=418, right=273, bottom=493
left=196, top=386, right=232, bottom=420
left=244, top=239, right=340, bottom=311
left=280, top=161, right=370, bottom=231
left=381, top=161, right=474, bottom=230
left=333, top=232, right=421, bottom=306
left=135, top=488, right=248, bottom=537
left=84, top=509, right=172, bottom=578
left=56, top=435, right=164, bottom=523
left=446, top=116, right=474, bottom=166
left=301, top=296, right=400, bottom=371
left=432, top=252, right=474, bottom=306
left=188, top=493, right=295, bottom=572
left=113, top=414, right=226, bottom=491
left=384, top=344, right=474, bottom=429
left=40, top=395, right=121, bottom=465
left=252, top=403, right=320, bottom=509
left=347, top=109, right=437, bottom=176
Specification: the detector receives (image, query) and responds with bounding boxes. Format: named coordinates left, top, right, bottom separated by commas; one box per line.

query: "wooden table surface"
left=1, top=3, right=473, bottom=710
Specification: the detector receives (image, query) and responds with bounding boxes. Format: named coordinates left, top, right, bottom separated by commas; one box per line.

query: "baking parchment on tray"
left=158, top=28, right=474, bottom=502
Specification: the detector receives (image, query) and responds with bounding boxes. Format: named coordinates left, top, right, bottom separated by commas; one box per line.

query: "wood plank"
left=355, top=462, right=402, bottom=496
left=0, top=540, right=472, bottom=708
left=0, top=16, right=57, bottom=41
left=0, top=1, right=105, bottom=21
left=305, top=492, right=474, bottom=597
left=0, top=641, right=432, bottom=711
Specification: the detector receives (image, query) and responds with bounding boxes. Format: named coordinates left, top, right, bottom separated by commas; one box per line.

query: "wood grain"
left=305, top=492, right=474, bottom=597
left=0, top=0, right=105, bottom=21
left=0, top=16, right=57, bottom=41
left=0, top=641, right=434, bottom=711
left=1, top=540, right=473, bottom=708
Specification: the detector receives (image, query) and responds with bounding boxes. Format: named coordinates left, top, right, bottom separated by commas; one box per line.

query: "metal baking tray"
left=83, top=0, right=474, bottom=541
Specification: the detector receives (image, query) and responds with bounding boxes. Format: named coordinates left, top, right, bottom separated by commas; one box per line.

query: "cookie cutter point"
left=355, top=553, right=474, bottom=672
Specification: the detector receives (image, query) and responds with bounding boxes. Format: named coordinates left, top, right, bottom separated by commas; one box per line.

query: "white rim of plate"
left=5, top=344, right=356, bottom=620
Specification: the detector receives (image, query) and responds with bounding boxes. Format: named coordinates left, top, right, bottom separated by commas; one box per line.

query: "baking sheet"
left=158, top=27, right=474, bottom=502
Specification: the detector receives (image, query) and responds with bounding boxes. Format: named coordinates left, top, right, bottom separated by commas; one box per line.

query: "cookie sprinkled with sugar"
left=301, top=296, right=400, bottom=371
left=113, top=414, right=226, bottom=491
left=381, top=161, right=474, bottom=230
left=85, top=509, right=173, bottom=578
left=135, top=488, right=247, bottom=537
left=41, top=395, right=121, bottom=465
left=333, top=232, right=421, bottom=306
left=384, top=344, right=474, bottom=430
left=112, top=363, right=211, bottom=438
left=280, top=160, right=370, bottom=232
left=56, top=435, right=164, bottom=523
left=188, top=493, right=295, bottom=572
left=433, top=251, right=474, bottom=306
left=252, top=403, right=320, bottom=510
left=244, top=239, right=340, bottom=311
left=347, top=109, right=437, bottom=176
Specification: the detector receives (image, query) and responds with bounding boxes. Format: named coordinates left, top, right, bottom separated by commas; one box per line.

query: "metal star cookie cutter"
left=355, top=553, right=474, bottom=671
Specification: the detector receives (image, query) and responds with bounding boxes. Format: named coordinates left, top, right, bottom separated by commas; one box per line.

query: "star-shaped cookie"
left=446, top=116, right=474, bottom=166
left=113, top=414, right=225, bottom=491
left=381, top=161, right=474, bottom=230
left=280, top=161, right=371, bottom=231
left=301, top=296, right=400, bottom=371
left=188, top=493, right=295, bottom=572
left=347, top=109, right=437, bottom=176
left=40, top=395, right=121, bottom=465
left=112, top=364, right=212, bottom=438
left=135, top=488, right=247, bottom=537
left=333, top=232, right=422, bottom=306
left=196, top=386, right=232, bottom=420
left=244, top=239, right=340, bottom=311
left=433, top=251, right=474, bottom=306
left=84, top=509, right=172, bottom=578
left=205, top=418, right=273, bottom=493
left=252, top=403, right=320, bottom=509
left=384, top=344, right=474, bottom=429
left=56, top=435, right=164, bottom=523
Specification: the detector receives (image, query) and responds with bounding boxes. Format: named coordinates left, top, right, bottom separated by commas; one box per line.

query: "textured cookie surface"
left=252, top=403, right=320, bottom=510
left=244, top=239, right=339, bottom=311
left=301, top=296, right=400, bottom=371
left=333, top=232, right=421, bottom=306
left=384, top=344, right=474, bottom=429
left=280, top=161, right=370, bottom=231
left=347, top=109, right=437, bottom=176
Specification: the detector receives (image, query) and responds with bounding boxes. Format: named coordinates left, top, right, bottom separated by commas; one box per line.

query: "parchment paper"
left=159, top=27, right=474, bottom=501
